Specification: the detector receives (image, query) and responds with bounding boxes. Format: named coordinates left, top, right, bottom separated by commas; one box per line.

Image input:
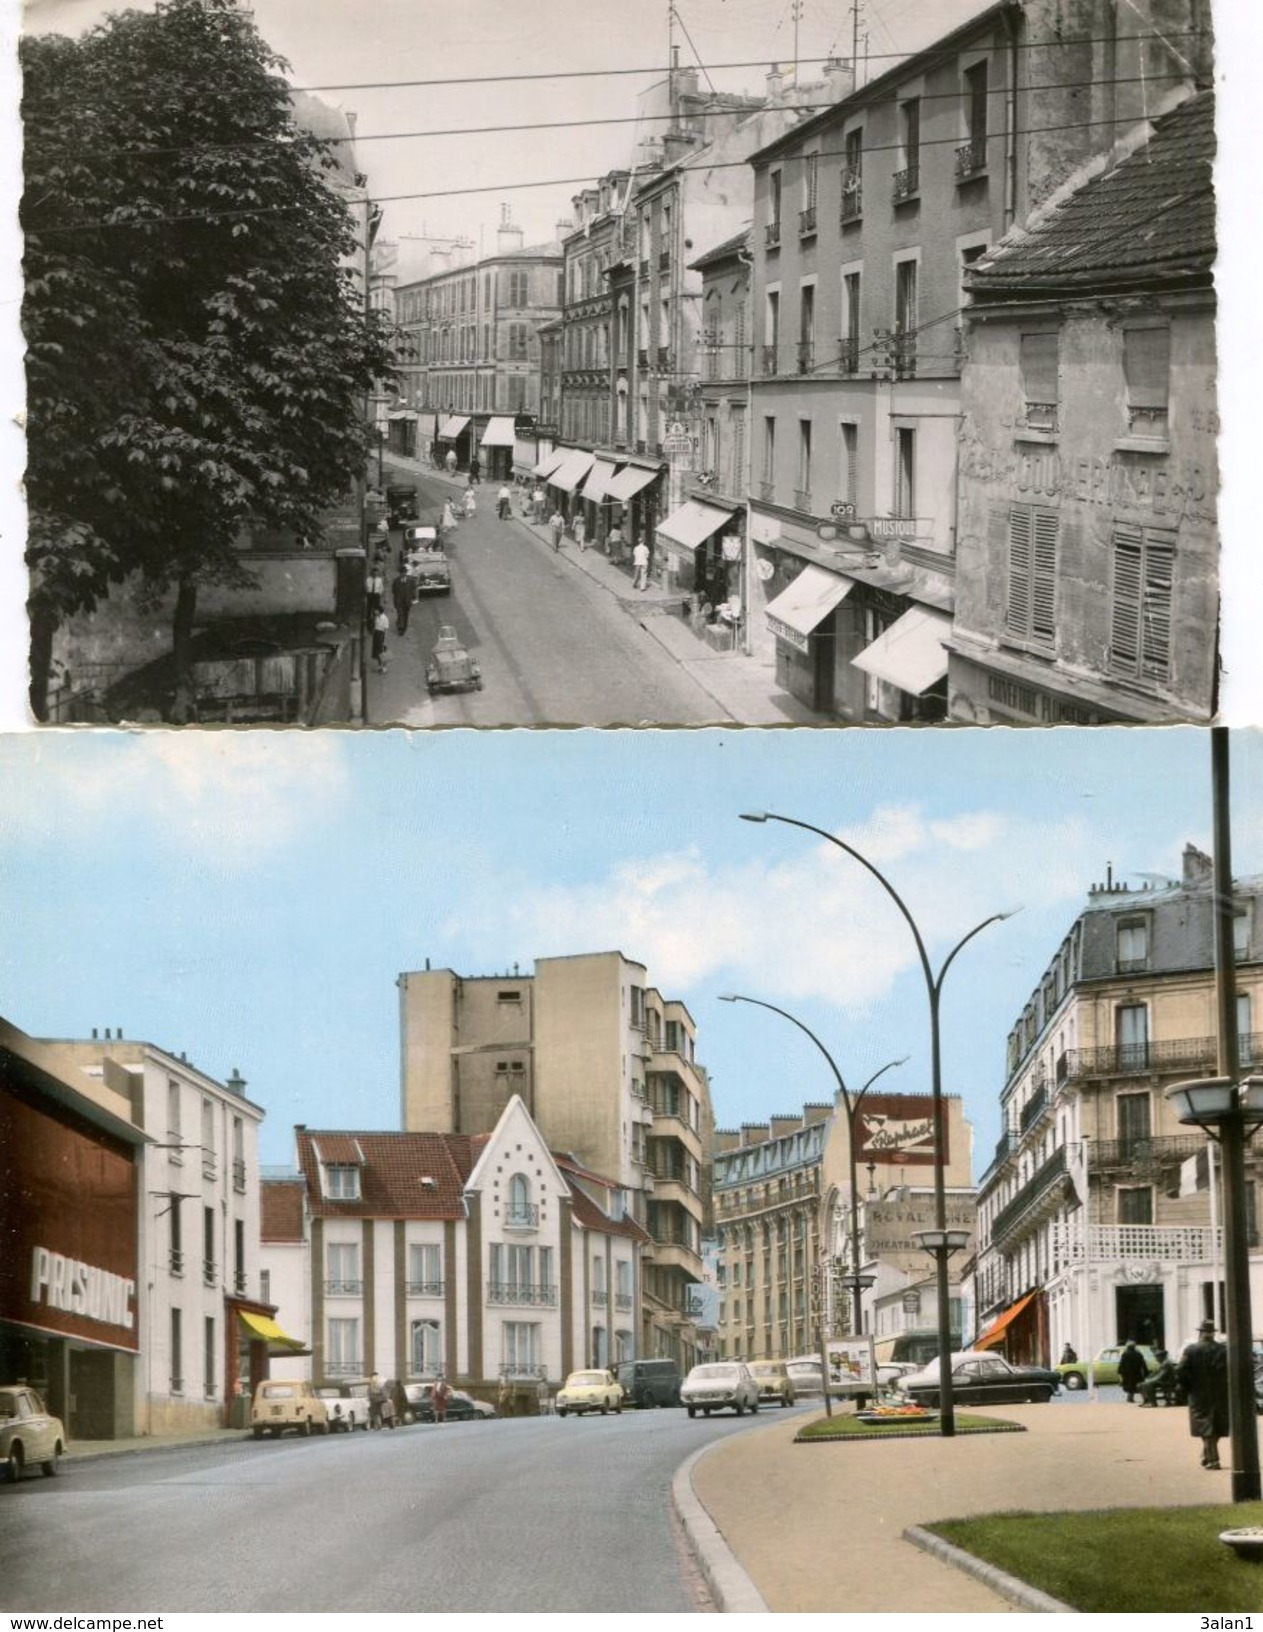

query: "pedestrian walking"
left=532, top=485, right=545, bottom=522
left=432, top=1376, right=451, bottom=1424
left=391, top=568, right=414, bottom=635
left=441, top=498, right=458, bottom=535
left=462, top=486, right=477, bottom=518
left=632, top=538, right=650, bottom=589
left=573, top=513, right=586, bottom=551
left=381, top=1385, right=397, bottom=1429
left=1118, top=1338, right=1147, bottom=1402
left=365, top=565, right=385, bottom=621
left=498, top=484, right=513, bottom=520
left=606, top=521, right=624, bottom=563
left=549, top=509, right=565, bottom=551
left=368, top=1371, right=386, bottom=1429
left=371, top=607, right=390, bottom=673
left=444, top=447, right=457, bottom=476
left=469, top=455, right=480, bottom=485
left=1177, top=1321, right=1229, bottom=1469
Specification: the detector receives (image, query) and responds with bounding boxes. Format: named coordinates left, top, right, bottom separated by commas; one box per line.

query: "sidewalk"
left=677, top=1398, right=1236, bottom=1613
left=380, top=452, right=820, bottom=726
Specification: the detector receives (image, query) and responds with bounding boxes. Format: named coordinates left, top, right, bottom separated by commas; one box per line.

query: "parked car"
left=897, top=1351, right=1060, bottom=1407
left=313, top=1381, right=371, bottom=1432
left=1057, top=1344, right=1160, bottom=1391
left=747, top=1360, right=796, bottom=1407
left=785, top=1356, right=825, bottom=1398
left=407, top=1383, right=491, bottom=1423
left=250, top=1378, right=330, bottom=1438
left=615, top=1358, right=682, bottom=1409
left=0, top=1386, right=64, bottom=1482
left=556, top=1369, right=623, bottom=1418
left=680, top=1361, right=760, bottom=1418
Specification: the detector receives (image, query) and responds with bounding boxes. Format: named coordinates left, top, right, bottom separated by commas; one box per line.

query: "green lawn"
left=927, top=1506, right=1263, bottom=1612
left=797, top=1412, right=1022, bottom=1441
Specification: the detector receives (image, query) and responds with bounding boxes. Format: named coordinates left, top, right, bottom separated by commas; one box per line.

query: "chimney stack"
left=766, top=63, right=785, bottom=105
left=823, top=56, right=854, bottom=102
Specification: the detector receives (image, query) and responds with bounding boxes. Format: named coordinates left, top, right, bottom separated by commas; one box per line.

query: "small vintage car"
left=386, top=483, right=419, bottom=526
left=0, top=1385, right=65, bottom=1482
left=250, top=1378, right=330, bottom=1438
left=556, top=1370, right=623, bottom=1418
left=426, top=627, right=482, bottom=694
left=403, top=526, right=451, bottom=596
left=746, top=1359, right=796, bottom=1407
left=313, top=1380, right=371, bottom=1432
left=680, top=1361, right=760, bottom=1418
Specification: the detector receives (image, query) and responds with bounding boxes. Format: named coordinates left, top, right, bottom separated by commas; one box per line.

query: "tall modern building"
left=973, top=845, right=1263, bottom=1368
left=398, top=951, right=711, bottom=1369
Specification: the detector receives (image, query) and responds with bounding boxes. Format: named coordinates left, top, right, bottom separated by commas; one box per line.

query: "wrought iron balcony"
left=765, top=219, right=781, bottom=249
left=324, top=1279, right=363, bottom=1297
left=638, top=258, right=649, bottom=279
left=167, top=1132, right=183, bottom=1164
left=1060, top=1035, right=1263, bottom=1081
left=202, top=1152, right=217, bottom=1179
left=657, top=346, right=672, bottom=371
left=1087, top=1134, right=1209, bottom=1171
left=798, top=205, right=817, bottom=238
left=169, top=1249, right=184, bottom=1275
left=614, top=1291, right=633, bottom=1312
left=893, top=329, right=917, bottom=377
left=324, top=1359, right=364, bottom=1377
left=234, top=1270, right=248, bottom=1295
left=591, top=1288, right=607, bottom=1306
left=956, top=137, right=987, bottom=180
left=1128, top=405, right=1169, bottom=437
left=892, top=163, right=919, bottom=202
left=499, top=1363, right=547, bottom=1380
left=839, top=337, right=859, bottom=374
left=1018, top=1084, right=1048, bottom=1133
left=991, top=1145, right=1069, bottom=1242
left=796, top=340, right=815, bottom=375
left=659, top=248, right=670, bottom=270
left=504, top=1203, right=540, bottom=1230
left=839, top=170, right=862, bottom=222
left=405, top=1279, right=444, bottom=1297
left=233, top=1158, right=247, bottom=1193
left=203, top=1258, right=216, bottom=1286
left=488, top=1281, right=558, bottom=1307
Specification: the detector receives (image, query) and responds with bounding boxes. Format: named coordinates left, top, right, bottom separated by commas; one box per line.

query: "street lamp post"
left=740, top=810, right=1014, bottom=1437
left=717, top=992, right=903, bottom=1345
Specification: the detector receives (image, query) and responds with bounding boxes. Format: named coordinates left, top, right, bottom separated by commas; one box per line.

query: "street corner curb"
left=671, top=1443, right=771, bottom=1614
left=903, top=1525, right=1076, bottom=1614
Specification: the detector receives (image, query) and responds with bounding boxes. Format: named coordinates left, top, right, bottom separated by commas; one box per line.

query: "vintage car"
left=386, top=483, right=419, bottom=526
left=1057, top=1344, right=1160, bottom=1391
left=0, top=1385, right=65, bottom=1481
left=250, top=1378, right=330, bottom=1438
left=426, top=627, right=482, bottom=694
left=897, top=1351, right=1060, bottom=1407
left=403, top=525, right=451, bottom=595
left=680, top=1361, right=760, bottom=1418
left=313, top=1381, right=371, bottom=1432
left=746, top=1359, right=796, bottom=1407
left=556, top=1370, right=623, bottom=1418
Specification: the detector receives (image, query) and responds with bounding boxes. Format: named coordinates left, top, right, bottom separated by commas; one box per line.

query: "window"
left=1123, top=326, right=1170, bottom=439
left=325, top=1164, right=361, bottom=1200
left=841, top=270, right=861, bottom=371
left=762, top=416, right=776, bottom=487
left=167, top=1079, right=182, bottom=1157
left=204, top=1317, right=216, bottom=1399
left=502, top=1322, right=541, bottom=1375
left=1116, top=1004, right=1150, bottom=1070
left=203, top=1205, right=215, bottom=1286
left=894, top=259, right=917, bottom=373
left=1019, top=331, right=1060, bottom=432
left=864, top=607, right=902, bottom=721
left=169, top=1195, right=183, bottom=1275
left=326, top=1317, right=360, bottom=1376
left=1005, top=504, right=1058, bottom=644
left=1241, top=993, right=1256, bottom=1066
left=234, top=1218, right=245, bottom=1293
left=506, top=1172, right=537, bottom=1228
left=201, top=1098, right=215, bottom=1176
left=259, top=1268, right=270, bottom=1305
left=508, top=269, right=529, bottom=307
left=1117, top=1092, right=1152, bottom=1150
left=768, top=169, right=782, bottom=244
left=841, top=128, right=862, bottom=218
left=1235, top=910, right=1252, bottom=961
left=896, top=99, right=920, bottom=196
left=1117, top=920, right=1149, bottom=973
left=796, top=418, right=813, bottom=507
left=964, top=60, right=988, bottom=151
left=232, top=1117, right=245, bottom=1192
left=800, top=152, right=818, bottom=235
left=170, top=1308, right=183, bottom=1393
left=327, top=1241, right=360, bottom=1295
left=798, top=284, right=814, bottom=373
left=894, top=426, right=915, bottom=518
left=1118, top=1187, right=1153, bottom=1226
left=764, top=290, right=779, bottom=373
left=1110, top=524, right=1175, bottom=682
left=410, top=1319, right=442, bottom=1375
left=839, top=422, right=858, bottom=505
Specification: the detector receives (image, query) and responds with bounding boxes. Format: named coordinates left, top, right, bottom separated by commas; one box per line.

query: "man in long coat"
left=1177, top=1320, right=1230, bottom=1469
left=1118, top=1339, right=1148, bottom=1402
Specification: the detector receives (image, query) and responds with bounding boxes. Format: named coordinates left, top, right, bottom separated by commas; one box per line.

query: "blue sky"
left=3, top=726, right=1260, bottom=1172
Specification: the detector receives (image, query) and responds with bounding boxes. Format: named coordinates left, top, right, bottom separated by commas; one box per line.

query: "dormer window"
left=1117, top=919, right=1149, bottom=974
left=325, top=1164, right=361, bottom=1200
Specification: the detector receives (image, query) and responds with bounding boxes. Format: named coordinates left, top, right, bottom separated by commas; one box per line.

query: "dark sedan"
left=404, top=1383, right=495, bottom=1423
left=898, top=1351, right=1060, bottom=1406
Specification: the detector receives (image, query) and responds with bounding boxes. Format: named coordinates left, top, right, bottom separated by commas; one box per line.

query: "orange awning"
left=974, top=1290, right=1038, bottom=1351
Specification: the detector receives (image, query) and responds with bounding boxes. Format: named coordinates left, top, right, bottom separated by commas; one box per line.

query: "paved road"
left=2, top=1407, right=785, bottom=1613
left=366, top=469, right=724, bottom=726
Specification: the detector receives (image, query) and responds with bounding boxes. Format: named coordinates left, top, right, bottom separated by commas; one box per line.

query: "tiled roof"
left=689, top=228, right=750, bottom=271
left=296, top=1129, right=478, bottom=1220
left=568, top=1184, right=652, bottom=1245
left=260, top=1179, right=306, bottom=1242
left=968, top=92, right=1214, bottom=295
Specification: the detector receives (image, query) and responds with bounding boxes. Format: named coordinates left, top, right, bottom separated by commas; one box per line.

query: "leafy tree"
left=22, top=0, right=397, bottom=718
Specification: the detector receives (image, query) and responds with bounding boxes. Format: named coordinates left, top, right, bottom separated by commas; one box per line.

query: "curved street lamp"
left=740, top=809, right=1016, bottom=1437
left=717, top=992, right=904, bottom=1345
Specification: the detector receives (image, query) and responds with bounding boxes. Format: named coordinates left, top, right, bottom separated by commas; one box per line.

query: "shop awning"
left=851, top=606, right=952, bottom=695
left=386, top=408, right=417, bottom=421
left=656, top=499, right=739, bottom=550
left=480, top=415, right=516, bottom=447
left=531, top=446, right=569, bottom=479
left=605, top=462, right=662, bottom=502
left=579, top=457, right=621, bottom=504
left=238, top=1309, right=308, bottom=1355
left=764, top=565, right=854, bottom=653
left=973, top=1291, right=1038, bottom=1352
left=437, top=415, right=470, bottom=441
left=549, top=449, right=596, bottom=493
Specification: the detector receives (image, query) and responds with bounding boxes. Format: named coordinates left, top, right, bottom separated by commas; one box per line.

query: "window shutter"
left=1141, top=535, right=1176, bottom=679
left=1006, top=504, right=1033, bottom=634
left=1031, top=507, right=1058, bottom=640
left=1124, top=327, right=1170, bottom=409
left=1111, top=523, right=1144, bottom=672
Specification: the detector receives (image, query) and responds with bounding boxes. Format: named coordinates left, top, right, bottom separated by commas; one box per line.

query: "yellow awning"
left=239, top=1309, right=307, bottom=1353
left=974, top=1290, right=1038, bottom=1351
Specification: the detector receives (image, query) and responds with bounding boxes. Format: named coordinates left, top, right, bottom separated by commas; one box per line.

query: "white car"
left=0, top=1386, right=65, bottom=1481
left=556, top=1370, right=623, bottom=1417
left=785, top=1357, right=825, bottom=1398
left=680, top=1362, right=760, bottom=1418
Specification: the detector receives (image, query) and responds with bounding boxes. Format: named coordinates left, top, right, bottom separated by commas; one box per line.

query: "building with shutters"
left=972, top=845, right=1263, bottom=1370
left=949, top=90, right=1217, bottom=724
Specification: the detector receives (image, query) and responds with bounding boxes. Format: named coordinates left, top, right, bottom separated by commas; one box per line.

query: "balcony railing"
left=406, top=1279, right=445, bottom=1297
left=169, top=1249, right=184, bottom=1275
left=504, top=1203, right=540, bottom=1230
left=591, top=1289, right=607, bottom=1306
left=488, top=1281, right=558, bottom=1306
left=893, top=329, right=917, bottom=377
left=991, top=1145, right=1069, bottom=1242
left=659, top=248, right=670, bottom=270
left=234, top=1270, right=248, bottom=1295
left=956, top=136, right=987, bottom=180
left=1128, top=405, right=1169, bottom=438
left=638, top=258, right=649, bottom=279
left=637, top=347, right=648, bottom=370
left=1062, top=1034, right=1263, bottom=1081
left=167, top=1131, right=183, bottom=1165
left=499, top=1363, right=547, bottom=1380
left=657, top=346, right=671, bottom=372
left=614, top=1291, right=633, bottom=1312
left=1051, top=1222, right=1221, bottom=1265
left=324, top=1278, right=363, bottom=1297
left=796, top=340, right=814, bottom=375
left=765, top=219, right=781, bottom=249
left=762, top=344, right=778, bottom=375
left=202, top=1152, right=217, bottom=1180
left=232, top=1158, right=247, bottom=1193
left=794, top=488, right=813, bottom=513
left=893, top=163, right=919, bottom=201
left=203, top=1258, right=216, bottom=1286
left=798, top=205, right=817, bottom=238
left=1018, top=1084, right=1048, bottom=1133
left=839, top=170, right=862, bottom=221
left=1087, top=1134, right=1209, bottom=1171
left=324, top=1359, right=364, bottom=1377
left=839, top=337, right=859, bottom=374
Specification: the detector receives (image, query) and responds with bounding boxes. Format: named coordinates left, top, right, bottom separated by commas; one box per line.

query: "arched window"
left=507, top=1173, right=534, bottom=1227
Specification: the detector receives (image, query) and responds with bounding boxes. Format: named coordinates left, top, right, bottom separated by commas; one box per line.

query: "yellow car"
left=747, top=1360, right=796, bottom=1407
left=556, top=1370, right=623, bottom=1418
left=250, top=1379, right=330, bottom=1438
left=1, top=1385, right=65, bottom=1481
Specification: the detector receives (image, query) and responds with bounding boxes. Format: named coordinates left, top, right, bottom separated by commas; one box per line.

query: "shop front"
left=852, top=603, right=952, bottom=723
left=480, top=415, right=517, bottom=482
left=547, top=448, right=596, bottom=524
left=386, top=408, right=418, bottom=459
left=947, top=642, right=1124, bottom=726
left=0, top=1030, right=144, bottom=1440
left=435, top=414, right=472, bottom=471
left=576, top=454, right=622, bottom=547
left=655, top=499, right=740, bottom=603
left=763, top=564, right=856, bottom=715
left=603, top=461, right=663, bottom=565
left=225, top=1300, right=309, bottom=1426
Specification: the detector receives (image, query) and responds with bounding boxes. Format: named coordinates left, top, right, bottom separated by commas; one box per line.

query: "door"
left=1117, top=1092, right=1151, bottom=1159
left=1115, top=1284, right=1164, bottom=1349
left=1115, top=1004, right=1149, bottom=1071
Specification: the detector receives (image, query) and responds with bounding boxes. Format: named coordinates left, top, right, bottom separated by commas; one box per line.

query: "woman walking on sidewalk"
left=573, top=513, right=586, bottom=551
left=549, top=509, right=565, bottom=551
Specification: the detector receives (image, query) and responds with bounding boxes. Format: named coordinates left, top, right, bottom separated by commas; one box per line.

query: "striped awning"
left=974, top=1291, right=1038, bottom=1352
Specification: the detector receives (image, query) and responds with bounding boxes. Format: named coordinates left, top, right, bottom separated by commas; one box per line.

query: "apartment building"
left=398, top=951, right=711, bottom=1369
left=744, top=0, right=1211, bottom=720
left=974, top=846, right=1263, bottom=1368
